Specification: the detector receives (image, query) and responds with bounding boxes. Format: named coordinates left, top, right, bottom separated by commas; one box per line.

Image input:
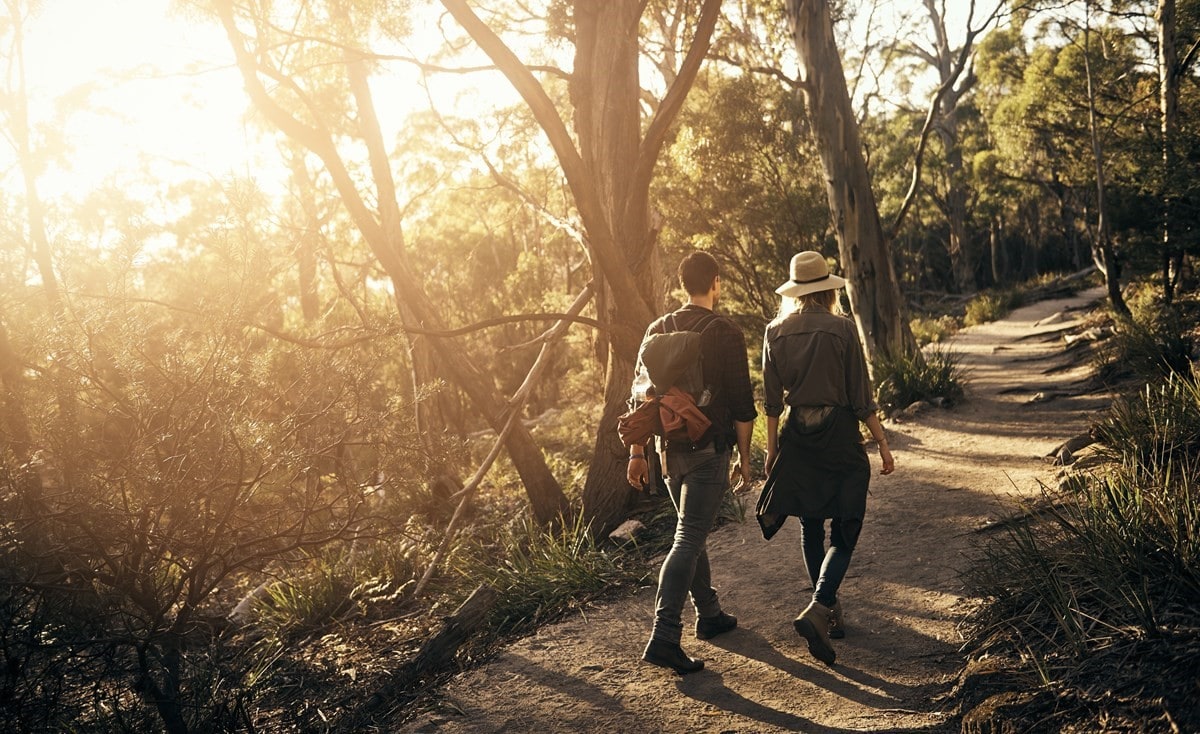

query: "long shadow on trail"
left=676, top=627, right=950, bottom=732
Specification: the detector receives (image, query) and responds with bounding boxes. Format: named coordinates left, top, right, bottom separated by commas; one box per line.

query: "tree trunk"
left=1158, top=0, right=1178, bottom=304
left=1082, top=6, right=1130, bottom=317
left=573, top=1, right=658, bottom=535
left=436, top=0, right=719, bottom=535
left=786, top=0, right=916, bottom=366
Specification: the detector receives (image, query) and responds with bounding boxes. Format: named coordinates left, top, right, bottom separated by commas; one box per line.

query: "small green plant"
left=873, top=347, right=965, bottom=414
left=910, top=314, right=960, bottom=345
left=964, top=289, right=1023, bottom=326
left=254, top=540, right=423, bottom=637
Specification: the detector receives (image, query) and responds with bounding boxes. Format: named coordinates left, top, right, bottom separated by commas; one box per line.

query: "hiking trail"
left=403, top=287, right=1112, bottom=734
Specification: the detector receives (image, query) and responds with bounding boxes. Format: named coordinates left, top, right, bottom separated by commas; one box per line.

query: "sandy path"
left=402, top=287, right=1112, bottom=734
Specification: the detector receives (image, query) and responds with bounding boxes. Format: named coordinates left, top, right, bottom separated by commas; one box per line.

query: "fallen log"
left=361, top=583, right=498, bottom=712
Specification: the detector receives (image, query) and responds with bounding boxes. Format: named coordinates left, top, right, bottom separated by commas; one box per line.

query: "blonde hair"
left=779, top=287, right=842, bottom=317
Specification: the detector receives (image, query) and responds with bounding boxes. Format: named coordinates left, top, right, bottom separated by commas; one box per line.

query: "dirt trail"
left=403, top=287, right=1112, bottom=734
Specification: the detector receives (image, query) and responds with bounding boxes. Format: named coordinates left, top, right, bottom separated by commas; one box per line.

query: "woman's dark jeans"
left=650, top=445, right=730, bottom=645
left=800, top=516, right=863, bottom=609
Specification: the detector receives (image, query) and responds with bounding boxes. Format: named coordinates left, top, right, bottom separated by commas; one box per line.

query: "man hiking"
left=627, top=251, right=757, bottom=674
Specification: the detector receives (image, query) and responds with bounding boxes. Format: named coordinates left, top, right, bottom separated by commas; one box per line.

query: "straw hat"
left=774, top=251, right=847, bottom=298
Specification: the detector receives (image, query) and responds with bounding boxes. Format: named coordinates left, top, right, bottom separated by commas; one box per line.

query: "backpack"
left=617, top=312, right=718, bottom=447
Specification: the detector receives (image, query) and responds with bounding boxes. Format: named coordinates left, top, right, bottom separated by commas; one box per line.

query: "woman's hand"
left=764, top=449, right=778, bottom=476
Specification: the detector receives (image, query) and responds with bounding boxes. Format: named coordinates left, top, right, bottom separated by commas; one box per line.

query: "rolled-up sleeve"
left=762, top=328, right=784, bottom=418
left=724, top=324, right=758, bottom=423
left=844, top=324, right=879, bottom=420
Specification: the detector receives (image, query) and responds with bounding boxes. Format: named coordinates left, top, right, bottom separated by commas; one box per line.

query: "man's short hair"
left=678, top=252, right=719, bottom=296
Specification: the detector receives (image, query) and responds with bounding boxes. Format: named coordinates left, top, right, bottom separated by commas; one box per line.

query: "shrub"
left=873, top=347, right=965, bottom=414
left=910, top=314, right=960, bottom=345
left=454, top=512, right=645, bottom=636
left=1092, top=371, right=1200, bottom=468
left=1097, top=306, right=1194, bottom=383
left=964, top=289, right=1023, bottom=326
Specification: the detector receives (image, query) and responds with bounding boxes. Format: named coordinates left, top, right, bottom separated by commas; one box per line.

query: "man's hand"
left=627, top=455, right=649, bottom=489
left=879, top=445, right=895, bottom=475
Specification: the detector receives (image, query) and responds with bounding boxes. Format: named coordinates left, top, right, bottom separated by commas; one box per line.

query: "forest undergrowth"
left=948, top=279, right=1200, bottom=733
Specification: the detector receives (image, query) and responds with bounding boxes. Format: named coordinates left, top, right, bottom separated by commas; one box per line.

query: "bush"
left=1092, top=371, right=1200, bottom=468
left=873, top=347, right=965, bottom=414
left=964, top=289, right=1023, bottom=326
left=1097, top=306, right=1194, bottom=384
left=910, top=314, right=960, bottom=345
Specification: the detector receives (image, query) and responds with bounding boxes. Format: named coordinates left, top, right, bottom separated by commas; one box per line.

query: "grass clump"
left=1092, top=371, right=1200, bottom=467
left=963, top=288, right=1023, bottom=326
left=873, top=347, right=965, bottom=414
left=958, top=360, right=1200, bottom=730
left=1098, top=306, right=1194, bottom=384
left=455, top=512, right=646, bottom=636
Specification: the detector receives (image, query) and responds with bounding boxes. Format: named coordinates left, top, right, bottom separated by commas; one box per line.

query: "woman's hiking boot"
left=695, top=611, right=738, bottom=640
left=642, top=639, right=704, bottom=674
left=793, top=601, right=837, bottom=665
left=828, top=601, right=845, bottom=639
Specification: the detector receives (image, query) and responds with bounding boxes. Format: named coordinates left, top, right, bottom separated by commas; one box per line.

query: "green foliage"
left=873, top=347, right=965, bottom=414
left=656, top=72, right=829, bottom=320
left=964, top=289, right=1024, bottom=326
left=909, top=314, right=960, bottom=345
left=1097, top=299, right=1195, bottom=384
left=454, top=513, right=646, bottom=636
left=1093, top=371, right=1200, bottom=469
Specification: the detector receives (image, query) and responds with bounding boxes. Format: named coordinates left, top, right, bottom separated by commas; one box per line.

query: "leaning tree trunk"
left=786, top=0, right=916, bottom=365
left=217, top=4, right=570, bottom=524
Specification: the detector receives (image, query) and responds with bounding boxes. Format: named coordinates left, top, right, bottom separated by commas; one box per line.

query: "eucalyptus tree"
left=210, top=0, right=571, bottom=525
left=436, top=0, right=722, bottom=533
left=1155, top=0, right=1200, bottom=301
left=654, top=71, right=829, bottom=322
left=890, top=0, right=1005, bottom=293
left=785, top=0, right=916, bottom=365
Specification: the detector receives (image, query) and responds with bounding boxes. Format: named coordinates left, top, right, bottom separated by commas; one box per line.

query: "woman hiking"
left=757, top=251, right=895, bottom=666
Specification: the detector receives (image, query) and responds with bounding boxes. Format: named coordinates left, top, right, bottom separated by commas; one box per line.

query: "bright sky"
left=12, top=0, right=274, bottom=201
left=4, top=0, right=987, bottom=217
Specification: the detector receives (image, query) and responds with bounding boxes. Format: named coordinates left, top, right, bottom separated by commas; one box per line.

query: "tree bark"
left=786, top=0, right=916, bottom=366
left=1158, top=0, right=1179, bottom=304
left=1081, top=5, right=1130, bottom=317
left=440, top=0, right=721, bottom=536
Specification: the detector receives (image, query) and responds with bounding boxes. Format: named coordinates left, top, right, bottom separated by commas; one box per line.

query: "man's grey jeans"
left=651, top=445, right=731, bottom=645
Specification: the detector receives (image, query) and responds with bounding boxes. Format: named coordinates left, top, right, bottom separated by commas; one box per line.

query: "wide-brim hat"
left=775, top=251, right=847, bottom=298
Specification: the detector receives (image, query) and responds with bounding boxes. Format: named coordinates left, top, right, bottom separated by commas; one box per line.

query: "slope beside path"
left=403, top=286, right=1112, bottom=734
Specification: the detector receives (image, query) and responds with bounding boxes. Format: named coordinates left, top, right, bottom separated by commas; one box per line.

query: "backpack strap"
left=665, top=310, right=720, bottom=335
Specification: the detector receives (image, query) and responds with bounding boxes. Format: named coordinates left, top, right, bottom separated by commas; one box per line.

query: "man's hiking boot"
left=642, top=639, right=704, bottom=675
left=828, top=602, right=845, bottom=640
left=695, top=612, right=738, bottom=640
left=793, top=601, right=837, bottom=665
